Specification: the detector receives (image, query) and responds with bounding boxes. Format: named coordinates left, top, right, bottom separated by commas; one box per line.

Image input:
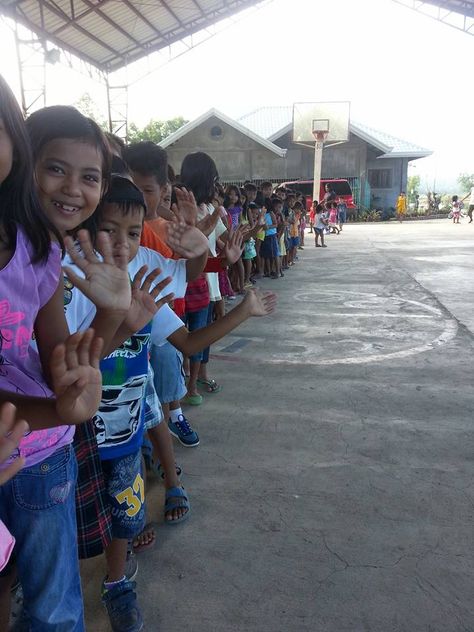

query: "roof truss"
left=392, top=0, right=474, bottom=35
left=0, top=0, right=262, bottom=72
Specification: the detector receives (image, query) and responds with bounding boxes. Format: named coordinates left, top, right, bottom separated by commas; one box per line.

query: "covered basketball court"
left=1, top=3, right=473, bottom=631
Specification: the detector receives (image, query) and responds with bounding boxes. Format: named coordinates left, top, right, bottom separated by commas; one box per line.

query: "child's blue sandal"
left=165, top=486, right=190, bottom=525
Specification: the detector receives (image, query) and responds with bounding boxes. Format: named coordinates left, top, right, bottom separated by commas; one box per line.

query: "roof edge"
left=159, top=109, right=287, bottom=157
left=378, top=150, right=434, bottom=159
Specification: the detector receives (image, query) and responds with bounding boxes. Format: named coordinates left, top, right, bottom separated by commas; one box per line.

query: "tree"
left=407, top=175, right=420, bottom=204
left=73, top=93, right=108, bottom=130
left=457, top=173, right=474, bottom=193
left=127, top=117, right=188, bottom=144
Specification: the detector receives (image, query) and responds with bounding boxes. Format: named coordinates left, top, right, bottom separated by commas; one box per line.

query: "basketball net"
left=313, top=129, right=329, bottom=150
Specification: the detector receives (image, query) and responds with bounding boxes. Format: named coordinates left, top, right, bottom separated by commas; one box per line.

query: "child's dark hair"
left=271, top=198, right=283, bottom=211
left=261, top=181, right=272, bottom=189
left=168, top=164, right=176, bottom=184
left=180, top=151, right=218, bottom=205
left=293, top=201, right=303, bottom=211
left=122, top=141, right=168, bottom=187
left=224, top=184, right=241, bottom=209
left=214, top=181, right=225, bottom=200
left=27, top=106, right=111, bottom=193
left=0, top=75, right=62, bottom=261
left=96, top=175, right=146, bottom=228
left=105, top=132, right=125, bottom=156
left=316, top=203, right=324, bottom=213
left=452, top=195, right=458, bottom=202
left=243, top=182, right=257, bottom=193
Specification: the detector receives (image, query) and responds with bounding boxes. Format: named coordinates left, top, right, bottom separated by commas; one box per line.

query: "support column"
left=106, top=76, right=128, bottom=141
left=14, top=23, right=46, bottom=116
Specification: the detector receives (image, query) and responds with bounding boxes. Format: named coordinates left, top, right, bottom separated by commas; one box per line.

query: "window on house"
left=368, top=169, right=392, bottom=188
left=210, top=125, right=224, bottom=140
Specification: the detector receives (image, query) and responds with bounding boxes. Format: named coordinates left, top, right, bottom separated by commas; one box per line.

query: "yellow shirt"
left=396, top=196, right=407, bottom=213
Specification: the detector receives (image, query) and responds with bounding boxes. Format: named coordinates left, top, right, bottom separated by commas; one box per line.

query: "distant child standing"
left=261, top=200, right=279, bottom=278
left=396, top=191, right=407, bottom=223
left=328, top=202, right=340, bottom=234
left=314, top=203, right=328, bottom=247
left=451, top=195, right=461, bottom=224
left=337, top=196, right=347, bottom=231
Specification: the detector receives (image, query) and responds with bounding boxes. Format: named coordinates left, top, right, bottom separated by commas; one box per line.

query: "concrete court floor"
left=82, top=220, right=474, bottom=632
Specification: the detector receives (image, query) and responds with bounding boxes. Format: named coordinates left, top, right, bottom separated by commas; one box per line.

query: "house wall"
left=164, top=115, right=287, bottom=180
left=366, top=150, right=409, bottom=209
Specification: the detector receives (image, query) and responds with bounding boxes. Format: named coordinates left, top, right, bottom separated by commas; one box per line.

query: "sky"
left=0, top=0, right=472, bottom=191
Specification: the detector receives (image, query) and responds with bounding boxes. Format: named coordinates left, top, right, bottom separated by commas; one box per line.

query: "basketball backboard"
left=293, top=101, right=350, bottom=143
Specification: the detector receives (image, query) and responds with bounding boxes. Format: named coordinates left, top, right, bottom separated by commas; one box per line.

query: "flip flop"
left=181, top=393, right=203, bottom=406
left=197, top=378, right=222, bottom=393
left=165, top=486, right=190, bottom=525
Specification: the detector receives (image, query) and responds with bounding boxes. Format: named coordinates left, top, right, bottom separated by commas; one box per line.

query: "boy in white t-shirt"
left=65, top=176, right=277, bottom=631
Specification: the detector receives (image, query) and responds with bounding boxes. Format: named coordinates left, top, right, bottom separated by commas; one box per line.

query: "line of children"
left=0, top=73, right=279, bottom=632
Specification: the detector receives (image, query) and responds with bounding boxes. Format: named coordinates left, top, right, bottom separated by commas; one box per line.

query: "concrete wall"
left=164, top=115, right=287, bottom=181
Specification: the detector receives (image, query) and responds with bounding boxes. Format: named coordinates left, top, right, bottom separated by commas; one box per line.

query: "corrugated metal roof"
left=238, top=106, right=432, bottom=159
left=0, top=0, right=262, bottom=72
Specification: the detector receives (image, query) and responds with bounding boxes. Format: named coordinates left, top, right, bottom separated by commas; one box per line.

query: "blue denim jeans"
left=184, top=306, right=210, bottom=362
left=0, top=444, right=85, bottom=631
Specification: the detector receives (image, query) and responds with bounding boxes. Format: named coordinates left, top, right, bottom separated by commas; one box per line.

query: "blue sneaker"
left=168, top=414, right=200, bottom=447
left=101, top=579, right=143, bottom=632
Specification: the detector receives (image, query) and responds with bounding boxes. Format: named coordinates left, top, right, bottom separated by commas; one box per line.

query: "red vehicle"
left=280, top=179, right=356, bottom=212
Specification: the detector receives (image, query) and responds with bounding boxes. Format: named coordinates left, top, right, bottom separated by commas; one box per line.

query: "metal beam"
left=392, top=0, right=474, bottom=35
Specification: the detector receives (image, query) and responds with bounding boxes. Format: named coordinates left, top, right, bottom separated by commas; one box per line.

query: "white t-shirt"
left=199, top=203, right=227, bottom=302
left=315, top=212, right=327, bottom=230
left=63, top=246, right=187, bottom=332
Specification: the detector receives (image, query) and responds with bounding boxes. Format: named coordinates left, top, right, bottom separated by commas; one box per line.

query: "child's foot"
left=132, top=524, right=156, bottom=553
left=168, top=414, right=200, bottom=447
left=165, top=486, right=191, bottom=524
left=102, top=578, right=143, bottom=632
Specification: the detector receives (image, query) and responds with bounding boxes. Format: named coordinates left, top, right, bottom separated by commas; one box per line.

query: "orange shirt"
left=140, top=220, right=173, bottom=258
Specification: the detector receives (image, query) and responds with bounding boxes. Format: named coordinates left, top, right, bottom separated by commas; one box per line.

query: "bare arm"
left=168, top=289, right=277, bottom=356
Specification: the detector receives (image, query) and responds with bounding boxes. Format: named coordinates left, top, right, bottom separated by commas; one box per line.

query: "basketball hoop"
left=312, top=129, right=329, bottom=149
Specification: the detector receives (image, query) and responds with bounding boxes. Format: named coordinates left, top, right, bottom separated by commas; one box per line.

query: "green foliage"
left=358, top=209, right=382, bottom=222
left=127, top=117, right=188, bottom=144
left=407, top=175, right=420, bottom=203
left=73, top=93, right=107, bottom=130
left=457, top=173, right=474, bottom=193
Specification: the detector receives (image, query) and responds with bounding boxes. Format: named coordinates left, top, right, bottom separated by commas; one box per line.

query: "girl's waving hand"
left=50, top=329, right=103, bottom=425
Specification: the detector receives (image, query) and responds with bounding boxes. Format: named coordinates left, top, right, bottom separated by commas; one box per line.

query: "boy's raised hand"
left=0, top=403, right=28, bottom=484
left=223, top=225, right=245, bottom=265
left=171, top=187, right=198, bottom=226
left=166, top=219, right=209, bottom=259
left=241, top=288, right=277, bottom=317
left=123, top=266, right=174, bottom=332
left=50, top=329, right=104, bottom=425
left=63, top=230, right=131, bottom=313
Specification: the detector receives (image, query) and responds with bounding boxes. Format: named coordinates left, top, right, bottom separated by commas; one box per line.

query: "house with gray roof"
left=160, top=106, right=432, bottom=211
